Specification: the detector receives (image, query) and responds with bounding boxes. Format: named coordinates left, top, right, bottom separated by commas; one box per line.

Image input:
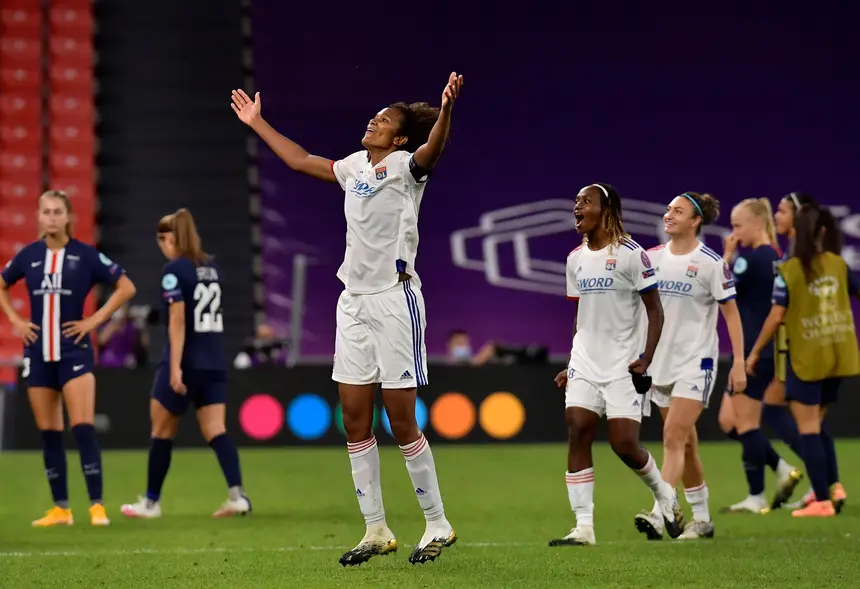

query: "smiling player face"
left=361, top=107, right=407, bottom=150
left=663, top=196, right=699, bottom=237
left=573, top=186, right=604, bottom=235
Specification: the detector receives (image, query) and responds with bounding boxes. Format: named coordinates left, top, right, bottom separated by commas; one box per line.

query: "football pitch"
left=1, top=442, right=858, bottom=588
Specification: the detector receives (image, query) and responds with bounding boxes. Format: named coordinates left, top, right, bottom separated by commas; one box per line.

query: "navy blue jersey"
left=1, top=239, right=124, bottom=362
left=732, top=244, right=781, bottom=357
left=160, top=257, right=226, bottom=371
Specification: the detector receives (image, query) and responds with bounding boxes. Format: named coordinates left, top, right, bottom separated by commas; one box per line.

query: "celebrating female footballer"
left=549, top=183, right=683, bottom=547
left=718, top=198, right=802, bottom=514
left=0, top=190, right=136, bottom=526
left=232, top=73, right=463, bottom=565
left=121, top=209, right=250, bottom=519
left=633, top=192, right=745, bottom=541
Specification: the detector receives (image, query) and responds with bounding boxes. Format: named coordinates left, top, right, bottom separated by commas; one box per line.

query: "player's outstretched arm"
left=413, top=72, right=463, bottom=171
left=231, top=89, right=337, bottom=183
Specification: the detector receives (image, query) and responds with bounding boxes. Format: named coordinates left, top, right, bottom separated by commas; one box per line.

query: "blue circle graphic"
left=287, top=394, right=331, bottom=440
left=381, top=397, right=428, bottom=437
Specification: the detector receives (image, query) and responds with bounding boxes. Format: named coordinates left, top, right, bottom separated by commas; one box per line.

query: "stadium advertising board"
left=4, top=365, right=858, bottom=450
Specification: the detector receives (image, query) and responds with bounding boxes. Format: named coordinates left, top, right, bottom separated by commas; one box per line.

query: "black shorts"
left=151, top=366, right=227, bottom=415
left=784, top=353, right=840, bottom=407
left=23, top=349, right=94, bottom=391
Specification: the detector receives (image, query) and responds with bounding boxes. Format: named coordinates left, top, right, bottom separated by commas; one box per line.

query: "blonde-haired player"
left=718, top=198, right=802, bottom=513
left=634, top=192, right=746, bottom=540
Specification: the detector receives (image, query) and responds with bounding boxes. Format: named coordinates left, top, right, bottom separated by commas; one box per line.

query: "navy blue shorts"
left=784, top=354, right=840, bottom=407
left=151, top=366, right=227, bottom=415
left=23, top=349, right=95, bottom=391
left=732, top=355, right=774, bottom=401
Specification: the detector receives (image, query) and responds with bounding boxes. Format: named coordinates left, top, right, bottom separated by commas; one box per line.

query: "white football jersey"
left=566, top=237, right=658, bottom=381
left=332, top=150, right=429, bottom=294
left=647, top=242, right=737, bottom=385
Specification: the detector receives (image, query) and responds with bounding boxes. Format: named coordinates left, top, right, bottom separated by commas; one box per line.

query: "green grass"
left=1, top=441, right=859, bottom=588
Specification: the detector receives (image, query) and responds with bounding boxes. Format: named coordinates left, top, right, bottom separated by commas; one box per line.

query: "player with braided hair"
left=549, top=183, right=684, bottom=547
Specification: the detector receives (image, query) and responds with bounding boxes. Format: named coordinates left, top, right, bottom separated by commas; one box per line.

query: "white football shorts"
left=565, top=367, right=650, bottom=421
left=332, top=280, right=428, bottom=389
left=651, top=369, right=717, bottom=409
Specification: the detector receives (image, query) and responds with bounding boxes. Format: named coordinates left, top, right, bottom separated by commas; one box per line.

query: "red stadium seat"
left=0, top=37, right=41, bottom=68
left=0, top=203, right=36, bottom=227
left=49, top=151, right=93, bottom=177
left=0, top=67, right=41, bottom=92
left=0, top=176, right=42, bottom=203
left=49, top=123, right=93, bottom=145
left=49, top=6, right=93, bottom=39
left=0, top=123, right=41, bottom=151
left=0, top=92, right=41, bottom=128
left=49, top=37, right=93, bottom=68
left=49, top=65, right=94, bottom=94
left=51, top=176, right=94, bottom=202
left=0, top=8, right=42, bottom=35
left=48, top=93, right=93, bottom=126
left=0, top=151, right=41, bottom=175
left=0, top=224, right=39, bottom=245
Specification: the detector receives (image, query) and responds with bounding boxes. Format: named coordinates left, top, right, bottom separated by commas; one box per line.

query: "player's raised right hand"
left=554, top=369, right=568, bottom=389
left=12, top=317, right=39, bottom=344
left=231, top=89, right=261, bottom=126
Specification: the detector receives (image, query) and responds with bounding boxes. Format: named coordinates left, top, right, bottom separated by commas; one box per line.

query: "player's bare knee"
left=342, top=409, right=373, bottom=442
left=662, top=424, right=689, bottom=453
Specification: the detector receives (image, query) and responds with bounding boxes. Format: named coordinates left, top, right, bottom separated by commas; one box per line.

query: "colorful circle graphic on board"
left=479, top=392, right=525, bottom=439
left=239, top=394, right=284, bottom=440
left=335, top=403, right=380, bottom=436
left=287, top=393, right=332, bottom=440
left=381, top=397, right=428, bottom=437
left=430, top=393, right=476, bottom=439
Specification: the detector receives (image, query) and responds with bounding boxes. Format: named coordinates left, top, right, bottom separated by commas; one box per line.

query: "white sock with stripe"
left=400, top=434, right=446, bottom=523
left=565, top=469, right=595, bottom=527
left=685, top=482, right=711, bottom=522
left=347, top=436, right=387, bottom=529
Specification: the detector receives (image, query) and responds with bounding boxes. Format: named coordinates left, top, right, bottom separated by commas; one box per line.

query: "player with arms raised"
left=549, top=183, right=683, bottom=547
left=121, top=209, right=250, bottom=518
left=633, top=192, right=745, bottom=540
left=232, top=73, right=463, bottom=565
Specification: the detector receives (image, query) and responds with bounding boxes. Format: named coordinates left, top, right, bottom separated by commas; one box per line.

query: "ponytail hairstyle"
left=791, top=203, right=829, bottom=279
left=38, top=189, right=73, bottom=238
left=157, top=208, right=209, bottom=265
left=680, top=192, right=720, bottom=235
left=817, top=208, right=843, bottom=256
left=735, top=197, right=777, bottom=244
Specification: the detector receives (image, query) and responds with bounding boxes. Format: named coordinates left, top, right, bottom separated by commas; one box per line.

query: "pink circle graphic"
left=239, top=394, right=285, bottom=440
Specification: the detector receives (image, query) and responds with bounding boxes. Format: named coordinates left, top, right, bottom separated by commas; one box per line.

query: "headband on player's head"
left=681, top=193, right=703, bottom=217
left=590, top=184, right=609, bottom=199
left=789, top=192, right=802, bottom=210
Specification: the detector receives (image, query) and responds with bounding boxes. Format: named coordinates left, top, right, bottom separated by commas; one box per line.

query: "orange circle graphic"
left=479, top=392, right=526, bottom=439
left=430, top=393, right=476, bottom=439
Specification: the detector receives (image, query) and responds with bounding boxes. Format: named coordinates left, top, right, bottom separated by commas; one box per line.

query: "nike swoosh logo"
left=73, top=365, right=84, bottom=372
left=31, top=262, right=42, bottom=267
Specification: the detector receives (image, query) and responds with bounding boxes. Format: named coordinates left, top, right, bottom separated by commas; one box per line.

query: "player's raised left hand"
left=62, top=317, right=100, bottom=344
left=441, top=72, right=464, bottom=111
left=231, top=89, right=262, bottom=127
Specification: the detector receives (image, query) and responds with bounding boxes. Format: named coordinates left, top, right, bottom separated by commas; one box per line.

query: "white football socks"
left=685, top=482, right=711, bottom=523
left=347, top=436, right=386, bottom=527
left=635, top=452, right=673, bottom=500
left=565, top=468, right=595, bottom=527
left=400, top=434, right=446, bottom=523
